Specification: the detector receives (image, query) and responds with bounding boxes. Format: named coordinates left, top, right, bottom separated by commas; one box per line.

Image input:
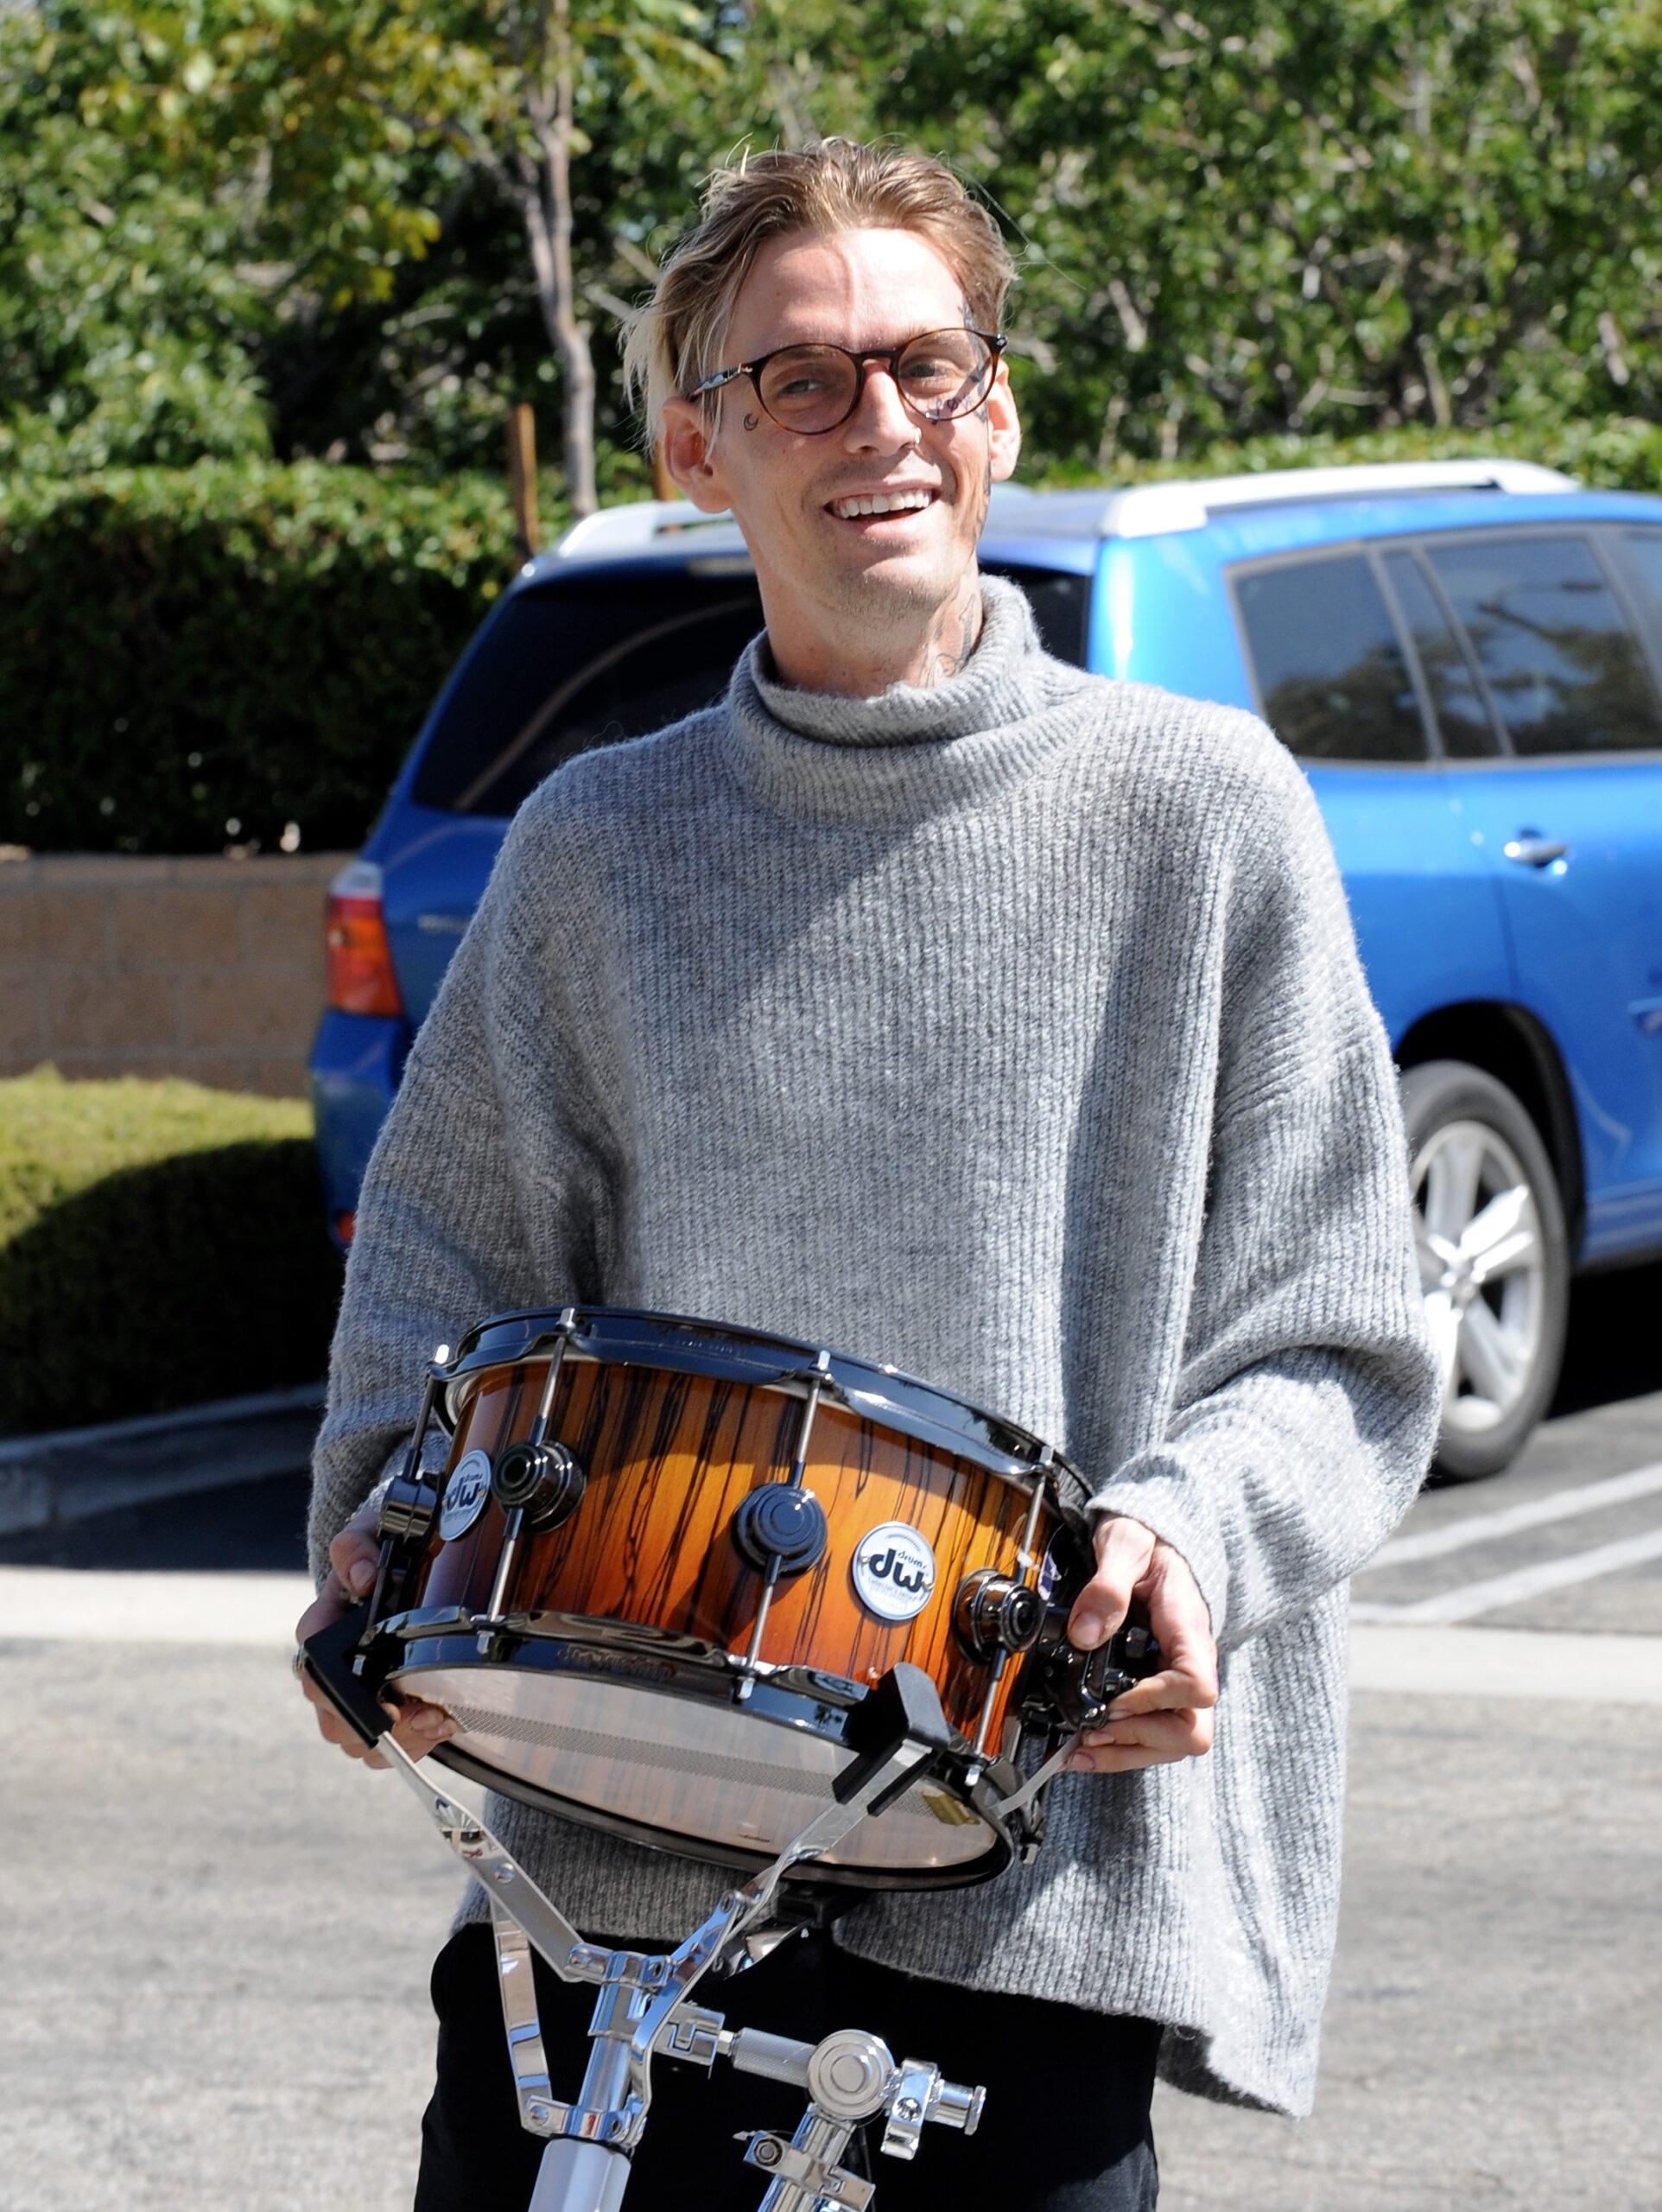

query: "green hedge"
left=0, top=462, right=556, bottom=855
left=8, top=422, right=1662, bottom=857
left=0, top=1068, right=341, bottom=1434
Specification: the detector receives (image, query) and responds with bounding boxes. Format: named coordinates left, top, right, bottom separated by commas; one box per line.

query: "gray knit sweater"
left=310, top=574, right=1440, bottom=2118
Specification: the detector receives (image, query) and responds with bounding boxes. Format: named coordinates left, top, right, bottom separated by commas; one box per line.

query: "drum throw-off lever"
left=1019, top=1610, right=1162, bottom=1734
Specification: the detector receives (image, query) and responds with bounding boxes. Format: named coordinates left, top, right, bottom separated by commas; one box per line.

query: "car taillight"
left=334, top=1211, right=357, bottom=1246
left=325, top=861, right=403, bottom=1018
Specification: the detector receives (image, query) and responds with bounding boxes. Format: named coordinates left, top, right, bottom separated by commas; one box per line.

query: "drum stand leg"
left=302, top=1617, right=986, bottom=2212
left=374, top=1718, right=937, bottom=2210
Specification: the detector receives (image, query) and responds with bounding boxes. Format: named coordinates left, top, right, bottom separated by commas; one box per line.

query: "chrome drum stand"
left=305, top=1615, right=990, bottom=2212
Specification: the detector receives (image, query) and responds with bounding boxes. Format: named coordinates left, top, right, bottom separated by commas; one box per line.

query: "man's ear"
left=660, top=397, right=731, bottom=513
left=986, top=361, right=1023, bottom=486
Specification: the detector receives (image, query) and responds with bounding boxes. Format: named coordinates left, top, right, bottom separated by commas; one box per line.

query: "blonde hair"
left=622, top=138, right=1016, bottom=448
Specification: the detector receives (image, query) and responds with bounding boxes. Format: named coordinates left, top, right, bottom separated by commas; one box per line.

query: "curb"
left=0, top=1382, right=325, bottom=1537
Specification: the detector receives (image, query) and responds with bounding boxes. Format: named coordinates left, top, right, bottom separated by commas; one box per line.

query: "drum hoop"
left=437, top=1304, right=1091, bottom=1504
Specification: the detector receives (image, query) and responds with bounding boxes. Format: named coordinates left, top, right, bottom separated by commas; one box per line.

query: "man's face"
left=663, top=226, right=1021, bottom=679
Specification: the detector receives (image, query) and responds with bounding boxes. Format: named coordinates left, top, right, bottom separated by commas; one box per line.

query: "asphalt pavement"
left=2, top=1263, right=1659, bottom=2211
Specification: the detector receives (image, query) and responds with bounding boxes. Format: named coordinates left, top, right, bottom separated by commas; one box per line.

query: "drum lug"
left=952, top=1567, right=1046, bottom=1665
left=492, top=1440, right=587, bottom=1531
left=734, top=1350, right=834, bottom=1685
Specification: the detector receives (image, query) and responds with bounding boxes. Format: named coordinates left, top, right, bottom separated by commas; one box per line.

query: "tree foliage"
left=754, top=0, right=1662, bottom=466
left=2, top=0, right=1659, bottom=485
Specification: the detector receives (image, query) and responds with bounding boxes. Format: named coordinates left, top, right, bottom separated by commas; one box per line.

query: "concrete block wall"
left=0, top=852, right=350, bottom=1098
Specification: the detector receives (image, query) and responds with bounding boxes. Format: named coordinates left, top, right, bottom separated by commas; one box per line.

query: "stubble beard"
left=811, top=468, right=988, bottom=685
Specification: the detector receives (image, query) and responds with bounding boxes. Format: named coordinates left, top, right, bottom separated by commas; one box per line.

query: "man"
left=298, top=138, right=1440, bottom=2209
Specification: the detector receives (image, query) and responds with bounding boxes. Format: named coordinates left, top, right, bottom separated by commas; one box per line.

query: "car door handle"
left=1502, top=836, right=1570, bottom=868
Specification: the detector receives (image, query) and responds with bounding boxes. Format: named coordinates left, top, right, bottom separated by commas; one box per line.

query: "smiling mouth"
left=827, top=489, right=938, bottom=521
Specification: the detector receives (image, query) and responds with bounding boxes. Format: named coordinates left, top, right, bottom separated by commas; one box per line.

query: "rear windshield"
left=412, top=562, right=1089, bottom=817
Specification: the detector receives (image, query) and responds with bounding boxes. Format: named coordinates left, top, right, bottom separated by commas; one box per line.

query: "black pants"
left=416, top=1921, right=1160, bottom=2210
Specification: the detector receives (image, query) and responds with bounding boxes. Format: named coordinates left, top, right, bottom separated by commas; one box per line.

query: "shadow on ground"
left=1549, top=1255, right=1662, bottom=1417
left=0, top=1470, right=311, bottom=1572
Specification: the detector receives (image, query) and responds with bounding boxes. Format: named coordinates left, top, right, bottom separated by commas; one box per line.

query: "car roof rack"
left=551, top=481, right=1043, bottom=562
left=549, top=460, right=1579, bottom=563
left=554, top=500, right=731, bottom=558
left=1090, top=457, right=1580, bottom=540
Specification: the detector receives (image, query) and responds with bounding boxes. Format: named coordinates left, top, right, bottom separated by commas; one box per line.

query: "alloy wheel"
left=1411, top=1117, right=1547, bottom=1441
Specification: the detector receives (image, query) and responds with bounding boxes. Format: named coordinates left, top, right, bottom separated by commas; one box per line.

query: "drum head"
left=384, top=1634, right=1012, bottom=1888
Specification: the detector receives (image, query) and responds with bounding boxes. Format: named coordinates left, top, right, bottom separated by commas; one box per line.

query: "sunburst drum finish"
left=384, top=1324, right=1065, bottom=1885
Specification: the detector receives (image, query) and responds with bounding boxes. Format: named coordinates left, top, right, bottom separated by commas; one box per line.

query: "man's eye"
left=902, top=357, right=963, bottom=391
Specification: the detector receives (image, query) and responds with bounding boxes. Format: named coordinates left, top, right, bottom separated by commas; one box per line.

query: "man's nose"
left=842, top=362, right=919, bottom=449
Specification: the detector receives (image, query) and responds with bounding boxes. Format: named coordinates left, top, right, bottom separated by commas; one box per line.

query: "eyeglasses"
left=693, top=327, right=1006, bottom=436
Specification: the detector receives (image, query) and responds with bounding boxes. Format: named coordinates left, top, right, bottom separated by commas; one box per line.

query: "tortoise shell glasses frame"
left=691, top=327, right=1007, bottom=436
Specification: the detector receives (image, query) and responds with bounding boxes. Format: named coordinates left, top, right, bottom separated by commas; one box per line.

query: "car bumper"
left=308, top=1010, right=410, bottom=1247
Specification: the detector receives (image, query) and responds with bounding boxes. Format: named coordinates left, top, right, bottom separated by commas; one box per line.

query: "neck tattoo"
left=916, top=576, right=983, bottom=688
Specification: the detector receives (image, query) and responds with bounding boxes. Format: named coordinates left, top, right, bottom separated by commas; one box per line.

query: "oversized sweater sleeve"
left=306, top=792, right=612, bottom=1585
left=1085, top=734, right=1442, bottom=1649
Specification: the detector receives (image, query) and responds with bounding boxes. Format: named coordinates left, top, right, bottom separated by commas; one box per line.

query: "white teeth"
left=833, top=491, right=932, bottom=519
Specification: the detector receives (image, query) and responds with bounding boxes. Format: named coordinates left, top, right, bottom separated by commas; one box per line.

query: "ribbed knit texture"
left=310, top=575, right=1440, bottom=2118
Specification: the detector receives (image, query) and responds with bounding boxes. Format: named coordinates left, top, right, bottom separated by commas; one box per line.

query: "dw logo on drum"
left=852, top=1521, right=938, bottom=1623
left=438, top=1450, right=493, bottom=1541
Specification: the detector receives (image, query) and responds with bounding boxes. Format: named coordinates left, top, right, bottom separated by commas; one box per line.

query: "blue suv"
left=311, top=459, right=1662, bottom=1480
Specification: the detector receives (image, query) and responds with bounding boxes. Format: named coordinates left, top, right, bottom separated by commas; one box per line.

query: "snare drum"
left=359, top=1307, right=1093, bottom=1890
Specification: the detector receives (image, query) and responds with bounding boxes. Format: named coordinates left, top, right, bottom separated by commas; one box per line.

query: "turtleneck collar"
left=722, top=573, right=1085, bottom=826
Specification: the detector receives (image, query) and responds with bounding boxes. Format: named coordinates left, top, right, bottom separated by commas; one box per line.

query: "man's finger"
left=383, top=1694, right=458, bottom=1760
left=303, top=1677, right=384, bottom=1764
left=1082, top=1707, right=1215, bottom=1758
left=1105, top=1662, right=1215, bottom=1718
left=296, top=1660, right=454, bottom=1766
left=1069, top=1705, right=1215, bottom=1770
left=1105, top=1548, right=1219, bottom=1713
left=1068, top=1518, right=1156, bottom=1650
left=327, top=1526, right=379, bottom=1600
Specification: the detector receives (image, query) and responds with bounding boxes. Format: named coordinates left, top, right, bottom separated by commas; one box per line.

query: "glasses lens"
left=897, top=330, right=994, bottom=419
left=756, top=346, right=860, bottom=433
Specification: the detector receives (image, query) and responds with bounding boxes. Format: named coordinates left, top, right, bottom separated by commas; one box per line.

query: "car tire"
left=1398, top=1059, right=1570, bottom=1484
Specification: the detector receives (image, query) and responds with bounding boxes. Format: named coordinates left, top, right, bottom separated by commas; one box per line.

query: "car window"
left=412, top=575, right=764, bottom=817
left=412, top=562, right=1091, bottom=817
left=1381, top=551, right=1498, bottom=759
left=1615, top=530, right=1662, bottom=649
left=1234, top=552, right=1429, bottom=763
left=1424, top=534, right=1662, bottom=758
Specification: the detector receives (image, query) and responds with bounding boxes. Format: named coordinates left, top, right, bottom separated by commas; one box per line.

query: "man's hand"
left=1064, top=1516, right=1219, bottom=1774
left=294, top=1496, right=455, bottom=1770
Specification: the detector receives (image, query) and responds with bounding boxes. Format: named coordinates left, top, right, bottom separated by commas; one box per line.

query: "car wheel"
left=1398, top=1059, right=1570, bottom=1483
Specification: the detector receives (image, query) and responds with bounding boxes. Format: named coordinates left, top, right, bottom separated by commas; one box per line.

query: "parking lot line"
left=1352, top=1523, right=1662, bottom=1625
left=1367, top=1459, right=1662, bottom=1570
left=1348, top=1623, right=1662, bottom=1705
